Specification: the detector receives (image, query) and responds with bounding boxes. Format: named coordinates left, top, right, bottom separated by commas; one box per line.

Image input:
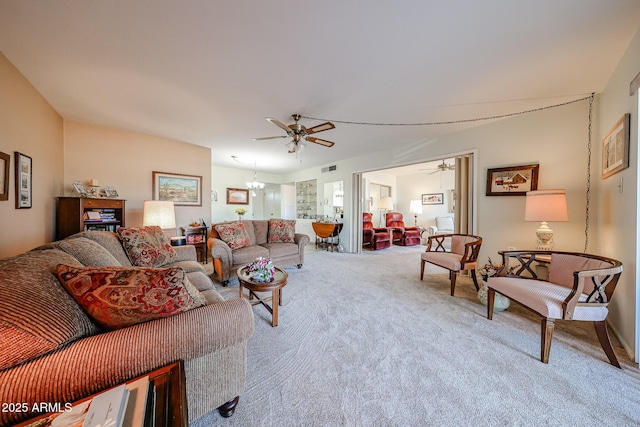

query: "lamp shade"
left=525, top=190, right=568, bottom=222
left=409, top=200, right=423, bottom=215
left=378, top=197, right=393, bottom=210
left=143, top=200, right=176, bottom=229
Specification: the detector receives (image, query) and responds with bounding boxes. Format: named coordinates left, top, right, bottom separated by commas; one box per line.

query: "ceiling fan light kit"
left=255, top=114, right=336, bottom=156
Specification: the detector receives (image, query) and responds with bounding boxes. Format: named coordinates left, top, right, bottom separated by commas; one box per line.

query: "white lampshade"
left=409, top=200, right=423, bottom=215
left=525, top=190, right=568, bottom=250
left=143, top=201, right=176, bottom=230
left=378, top=197, right=393, bottom=210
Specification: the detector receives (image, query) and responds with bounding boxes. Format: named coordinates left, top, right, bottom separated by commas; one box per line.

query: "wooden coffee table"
left=237, top=266, right=288, bottom=327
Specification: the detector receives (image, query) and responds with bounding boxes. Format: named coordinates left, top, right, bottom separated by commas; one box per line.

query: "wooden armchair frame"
left=487, top=250, right=623, bottom=367
left=420, top=233, right=482, bottom=296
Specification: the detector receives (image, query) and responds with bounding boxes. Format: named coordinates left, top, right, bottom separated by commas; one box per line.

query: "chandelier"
left=246, top=167, right=264, bottom=190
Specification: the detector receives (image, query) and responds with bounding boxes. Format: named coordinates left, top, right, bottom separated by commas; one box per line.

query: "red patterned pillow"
left=267, top=219, right=296, bottom=243
left=214, top=221, right=251, bottom=249
left=117, top=226, right=179, bottom=267
left=55, top=265, right=205, bottom=330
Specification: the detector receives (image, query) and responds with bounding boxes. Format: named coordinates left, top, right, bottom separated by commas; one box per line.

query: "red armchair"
left=385, top=212, right=421, bottom=246
left=363, top=212, right=391, bottom=250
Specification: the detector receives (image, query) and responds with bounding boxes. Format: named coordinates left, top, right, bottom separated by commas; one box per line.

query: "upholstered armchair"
left=426, top=216, right=454, bottom=236
left=362, top=212, right=391, bottom=250
left=385, top=212, right=421, bottom=246
left=420, top=234, right=482, bottom=296
left=487, top=250, right=623, bottom=366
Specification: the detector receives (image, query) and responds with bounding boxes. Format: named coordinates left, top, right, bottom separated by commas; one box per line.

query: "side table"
left=180, top=226, right=208, bottom=264
left=237, top=266, right=288, bottom=327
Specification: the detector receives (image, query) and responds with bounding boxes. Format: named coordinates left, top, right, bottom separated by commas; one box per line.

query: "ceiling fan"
left=253, top=114, right=336, bottom=154
left=421, top=160, right=455, bottom=175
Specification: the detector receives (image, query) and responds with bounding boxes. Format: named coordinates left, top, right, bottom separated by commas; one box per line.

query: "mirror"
left=323, top=181, right=344, bottom=221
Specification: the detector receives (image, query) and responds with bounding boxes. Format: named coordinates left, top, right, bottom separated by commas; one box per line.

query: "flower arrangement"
left=246, top=257, right=275, bottom=282
left=235, top=208, right=247, bottom=216
left=478, top=257, right=502, bottom=282
left=477, top=257, right=513, bottom=311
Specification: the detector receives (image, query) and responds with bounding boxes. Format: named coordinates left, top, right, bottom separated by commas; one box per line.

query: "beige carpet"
left=193, top=245, right=640, bottom=426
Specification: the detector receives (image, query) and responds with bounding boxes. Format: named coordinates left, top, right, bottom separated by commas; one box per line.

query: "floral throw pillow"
left=267, top=219, right=296, bottom=243
left=214, top=222, right=251, bottom=249
left=117, top=226, right=179, bottom=267
left=55, top=264, right=205, bottom=330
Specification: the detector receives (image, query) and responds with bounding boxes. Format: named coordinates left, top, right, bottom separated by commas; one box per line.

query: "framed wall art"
left=226, top=188, right=249, bottom=205
left=0, top=151, right=9, bottom=201
left=422, top=193, right=444, bottom=205
left=15, top=152, right=32, bottom=209
left=153, top=171, right=202, bottom=206
left=486, top=164, right=539, bottom=196
left=601, top=113, right=630, bottom=179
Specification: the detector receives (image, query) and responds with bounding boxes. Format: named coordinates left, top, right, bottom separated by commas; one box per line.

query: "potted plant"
left=235, top=208, right=247, bottom=220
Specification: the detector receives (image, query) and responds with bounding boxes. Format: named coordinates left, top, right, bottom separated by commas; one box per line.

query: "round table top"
left=237, top=265, right=288, bottom=291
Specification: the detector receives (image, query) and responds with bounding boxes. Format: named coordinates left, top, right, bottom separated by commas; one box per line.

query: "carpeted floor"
left=193, top=245, right=640, bottom=427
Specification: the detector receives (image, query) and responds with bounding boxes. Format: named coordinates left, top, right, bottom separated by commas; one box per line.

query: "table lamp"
left=143, top=200, right=177, bottom=237
left=409, top=200, right=423, bottom=226
left=524, top=190, right=568, bottom=250
left=378, top=196, right=393, bottom=227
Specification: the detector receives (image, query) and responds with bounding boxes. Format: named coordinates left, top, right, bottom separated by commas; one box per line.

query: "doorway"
left=354, top=152, right=476, bottom=253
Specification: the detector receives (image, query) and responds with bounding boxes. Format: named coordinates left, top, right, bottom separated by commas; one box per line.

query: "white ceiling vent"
left=321, top=165, right=337, bottom=173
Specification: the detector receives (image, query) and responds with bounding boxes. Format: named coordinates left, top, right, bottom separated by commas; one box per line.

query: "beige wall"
left=0, top=52, right=63, bottom=258
left=64, top=121, right=211, bottom=233
left=597, top=27, right=640, bottom=362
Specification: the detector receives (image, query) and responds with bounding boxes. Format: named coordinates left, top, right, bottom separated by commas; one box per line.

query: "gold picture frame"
left=153, top=171, right=202, bottom=206
left=226, top=188, right=249, bottom=205
left=601, top=113, right=630, bottom=179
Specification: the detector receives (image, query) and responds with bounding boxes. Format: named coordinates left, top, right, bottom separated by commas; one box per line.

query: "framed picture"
left=72, top=181, right=89, bottom=197
left=601, top=113, right=630, bottom=179
left=15, top=152, right=32, bottom=209
left=422, top=193, right=444, bottom=205
left=226, top=187, right=249, bottom=205
left=153, top=171, right=202, bottom=206
left=486, top=164, right=539, bottom=196
left=104, top=186, right=119, bottom=198
left=0, top=151, right=9, bottom=201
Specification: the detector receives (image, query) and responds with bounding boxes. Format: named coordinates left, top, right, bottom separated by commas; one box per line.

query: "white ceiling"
left=1, top=1, right=639, bottom=174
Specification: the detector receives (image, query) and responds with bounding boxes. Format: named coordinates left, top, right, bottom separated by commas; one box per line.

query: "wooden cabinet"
left=296, top=179, right=317, bottom=219
left=56, top=197, right=126, bottom=240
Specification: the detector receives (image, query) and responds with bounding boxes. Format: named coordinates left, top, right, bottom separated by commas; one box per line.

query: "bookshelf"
left=56, top=197, right=126, bottom=240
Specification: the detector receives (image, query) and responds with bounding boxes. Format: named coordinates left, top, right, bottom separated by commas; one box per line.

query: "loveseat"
left=208, top=219, right=310, bottom=284
left=0, top=230, right=254, bottom=426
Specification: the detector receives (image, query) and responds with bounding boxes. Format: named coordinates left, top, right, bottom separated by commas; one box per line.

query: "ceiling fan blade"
left=306, top=136, right=335, bottom=147
left=253, top=135, right=288, bottom=141
left=305, top=122, right=335, bottom=135
left=266, top=117, right=293, bottom=135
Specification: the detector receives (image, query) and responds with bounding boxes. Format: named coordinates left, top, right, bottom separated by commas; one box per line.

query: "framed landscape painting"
left=601, top=113, right=630, bottom=179
left=486, top=164, right=539, bottom=196
left=153, top=171, right=202, bottom=206
left=226, top=188, right=249, bottom=205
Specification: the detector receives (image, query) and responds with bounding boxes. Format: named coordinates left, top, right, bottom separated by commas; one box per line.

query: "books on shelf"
left=122, top=376, right=150, bottom=427
left=82, top=383, right=129, bottom=427
left=83, top=209, right=117, bottom=222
